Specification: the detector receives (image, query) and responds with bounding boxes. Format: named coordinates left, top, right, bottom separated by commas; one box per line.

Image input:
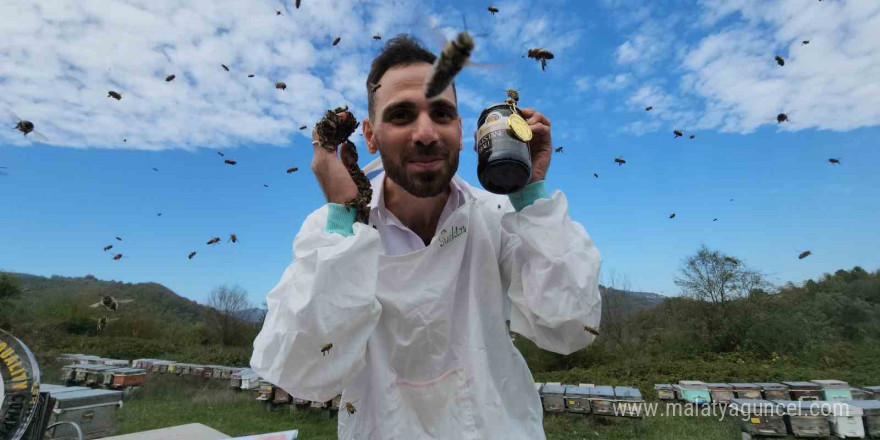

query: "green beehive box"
left=810, top=380, right=854, bottom=402
left=676, top=381, right=711, bottom=405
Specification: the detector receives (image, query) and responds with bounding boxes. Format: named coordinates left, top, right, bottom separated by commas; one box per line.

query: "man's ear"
left=364, top=118, right=377, bottom=154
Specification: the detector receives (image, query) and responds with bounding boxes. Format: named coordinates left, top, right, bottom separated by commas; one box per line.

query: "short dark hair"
left=366, top=34, right=455, bottom=119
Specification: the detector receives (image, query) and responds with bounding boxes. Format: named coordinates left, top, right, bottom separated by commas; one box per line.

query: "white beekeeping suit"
left=251, top=157, right=601, bottom=440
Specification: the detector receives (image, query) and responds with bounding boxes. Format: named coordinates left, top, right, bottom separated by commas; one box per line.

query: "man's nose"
left=411, top=112, right=440, bottom=147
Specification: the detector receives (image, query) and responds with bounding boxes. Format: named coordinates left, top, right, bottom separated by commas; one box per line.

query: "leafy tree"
left=674, top=245, right=769, bottom=309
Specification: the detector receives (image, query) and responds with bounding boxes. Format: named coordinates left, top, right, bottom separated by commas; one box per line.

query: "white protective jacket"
left=251, top=157, right=602, bottom=440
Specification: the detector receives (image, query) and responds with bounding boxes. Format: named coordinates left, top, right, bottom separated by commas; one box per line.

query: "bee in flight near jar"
left=321, top=343, right=333, bottom=356
left=90, top=295, right=134, bottom=312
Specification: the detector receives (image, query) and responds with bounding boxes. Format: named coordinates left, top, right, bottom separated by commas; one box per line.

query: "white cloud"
left=681, top=0, right=880, bottom=133
left=596, top=74, right=631, bottom=91
left=0, top=0, right=419, bottom=150
left=603, top=0, right=880, bottom=135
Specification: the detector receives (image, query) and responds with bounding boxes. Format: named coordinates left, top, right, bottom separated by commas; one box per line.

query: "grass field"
left=107, top=375, right=777, bottom=439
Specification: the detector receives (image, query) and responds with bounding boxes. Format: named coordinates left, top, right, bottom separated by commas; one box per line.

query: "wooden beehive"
left=540, top=383, right=567, bottom=413
left=705, top=383, right=734, bottom=404
left=562, top=385, right=591, bottom=414
left=810, top=379, right=853, bottom=402
left=654, top=384, right=676, bottom=401
left=730, top=398, right=787, bottom=437
left=782, top=382, right=822, bottom=401
left=676, top=381, right=711, bottom=405
left=587, top=386, right=617, bottom=416
left=613, top=386, right=644, bottom=418
left=847, top=400, right=880, bottom=438
left=828, top=402, right=865, bottom=438
left=755, top=383, right=790, bottom=401
left=109, top=368, right=147, bottom=389
left=774, top=400, right=832, bottom=438
left=729, top=383, right=763, bottom=400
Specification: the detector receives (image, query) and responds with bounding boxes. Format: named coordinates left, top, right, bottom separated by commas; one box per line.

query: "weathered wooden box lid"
left=810, top=379, right=849, bottom=389
left=782, top=381, right=821, bottom=389
left=80, top=365, right=117, bottom=372
left=754, top=383, right=788, bottom=390
left=109, top=368, right=147, bottom=376
left=705, top=383, right=733, bottom=390
left=678, top=380, right=708, bottom=389
left=587, top=386, right=615, bottom=398
left=614, top=386, right=643, bottom=400
left=52, top=389, right=123, bottom=409
left=563, top=386, right=591, bottom=397
left=847, top=400, right=880, bottom=414
left=729, top=383, right=761, bottom=390
left=541, top=384, right=566, bottom=395
left=864, top=386, right=880, bottom=393
left=654, top=384, right=674, bottom=390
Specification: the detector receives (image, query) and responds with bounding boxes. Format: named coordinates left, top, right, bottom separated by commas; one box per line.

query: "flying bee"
left=94, top=317, right=120, bottom=332
left=275, top=82, right=287, bottom=90
left=583, top=325, right=600, bottom=336
left=777, top=113, right=789, bottom=123
left=157, top=213, right=162, bottom=216
left=286, top=167, right=298, bottom=173
left=488, top=6, right=499, bottom=15
left=112, top=253, right=124, bottom=260
left=425, top=31, right=474, bottom=98
left=689, top=134, right=696, bottom=139
left=263, top=184, right=269, bottom=188
left=506, top=88, right=519, bottom=103
left=299, top=125, right=308, bottom=130
left=217, top=151, right=224, bottom=157
left=669, top=213, right=676, bottom=219
left=554, top=146, right=563, bottom=153
left=369, top=82, right=381, bottom=93
left=8, top=110, right=49, bottom=141
left=321, top=343, right=333, bottom=356
left=229, top=234, right=238, bottom=243
left=645, top=106, right=653, bottom=111
left=828, top=158, right=840, bottom=165
left=103, top=245, right=113, bottom=251
left=614, top=157, right=626, bottom=166
left=802, top=40, right=810, bottom=45
left=188, top=251, right=196, bottom=259
left=90, top=295, right=134, bottom=312
left=775, top=55, right=785, bottom=66
left=276, top=10, right=282, bottom=15
left=224, top=159, right=237, bottom=165
left=248, top=74, right=255, bottom=78
left=116, top=236, right=122, bottom=241
left=153, top=167, right=158, bottom=171
left=798, top=250, right=811, bottom=259
left=108, top=91, right=122, bottom=100
left=332, top=36, right=341, bottom=46
left=594, top=173, right=598, bottom=178
left=165, top=74, right=176, bottom=82
left=207, top=237, right=221, bottom=245
left=526, top=48, right=554, bottom=71
left=344, top=401, right=357, bottom=415
left=373, top=34, right=382, bottom=40
left=221, top=64, right=230, bottom=71
left=713, top=218, right=718, bottom=222
left=295, top=0, right=301, bottom=8
left=674, top=130, right=683, bottom=138
left=724, top=256, right=741, bottom=265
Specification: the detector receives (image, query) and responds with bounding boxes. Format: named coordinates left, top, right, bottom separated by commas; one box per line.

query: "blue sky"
left=2, top=0, right=879, bottom=306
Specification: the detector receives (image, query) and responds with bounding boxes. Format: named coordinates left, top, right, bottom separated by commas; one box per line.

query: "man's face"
left=363, top=63, right=462, bottom=198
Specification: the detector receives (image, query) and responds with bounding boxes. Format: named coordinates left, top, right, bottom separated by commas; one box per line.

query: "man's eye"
left=432, top=109, right=455, bottom=120
left=389, top=111, right=412, bottom=122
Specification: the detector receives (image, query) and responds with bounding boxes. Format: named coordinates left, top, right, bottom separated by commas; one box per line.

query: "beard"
left=378, top=139, right=459, bottom=198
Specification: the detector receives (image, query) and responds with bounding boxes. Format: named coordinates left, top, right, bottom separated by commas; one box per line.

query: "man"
left=251, top=35, right=601, bottom=440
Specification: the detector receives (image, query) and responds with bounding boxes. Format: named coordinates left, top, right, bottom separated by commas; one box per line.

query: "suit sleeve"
left=500, top=183, right=602, bottom=355
left=250, top=205, right=382, bottom=402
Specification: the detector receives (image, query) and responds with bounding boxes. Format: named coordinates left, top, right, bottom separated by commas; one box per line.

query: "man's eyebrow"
left=429, top=98, right=457, bottom=112
left=381, top=101, right=416, bottom=120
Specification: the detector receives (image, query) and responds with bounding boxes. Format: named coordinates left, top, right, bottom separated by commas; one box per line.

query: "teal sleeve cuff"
left=508, top=180, right=550, bottom=212
left=324, top=203, right=357, bottom=237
